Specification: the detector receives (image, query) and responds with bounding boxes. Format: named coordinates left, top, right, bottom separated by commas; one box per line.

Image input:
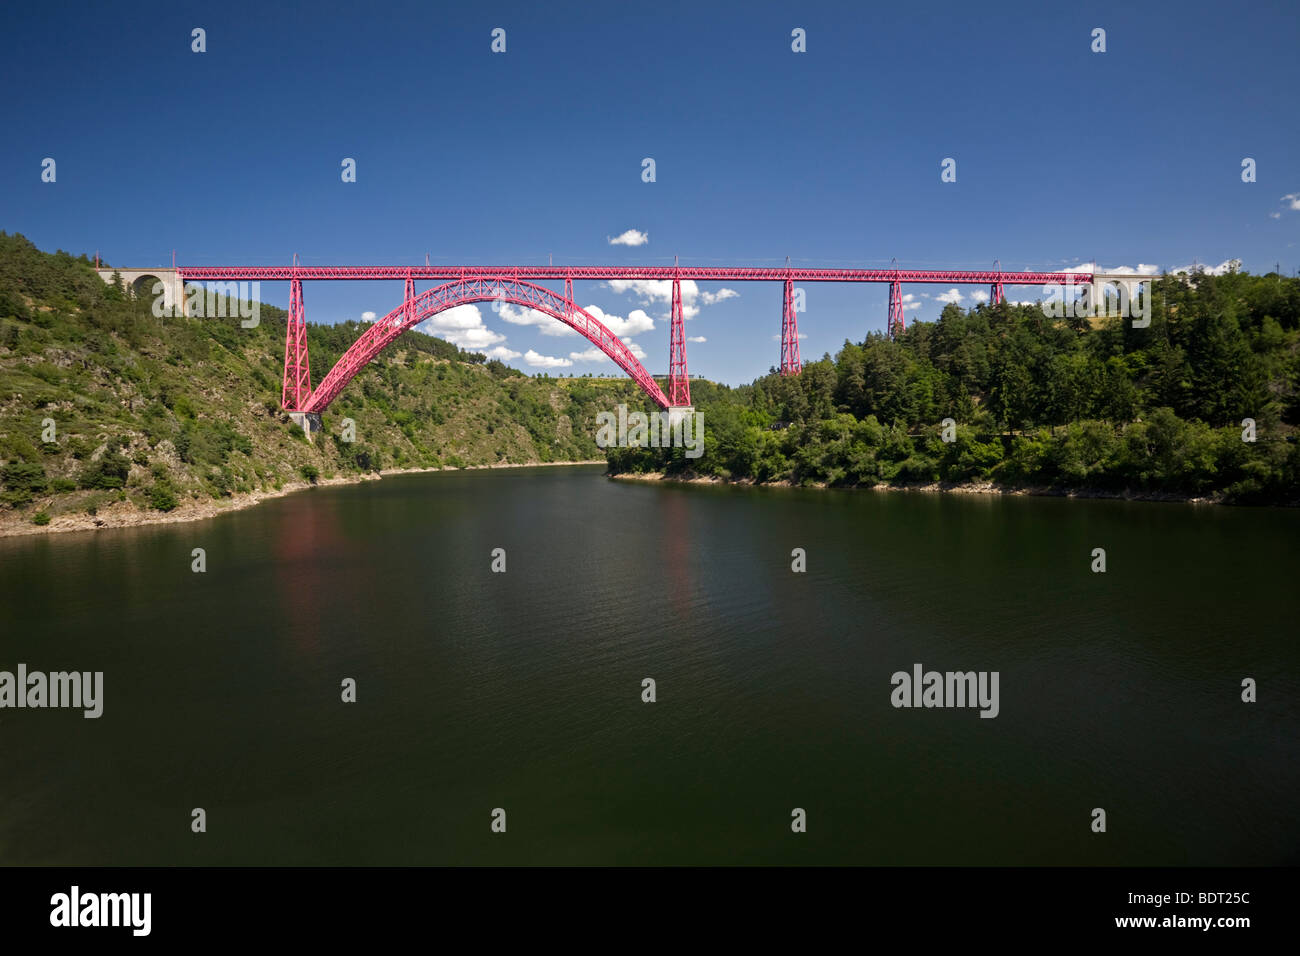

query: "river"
left=1, top=466, right=1296, bottom=864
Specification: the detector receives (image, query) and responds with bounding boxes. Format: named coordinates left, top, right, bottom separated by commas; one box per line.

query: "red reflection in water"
left=658, top=490, right=694, bottom=619
left=269, top=497, right=346, bottom=655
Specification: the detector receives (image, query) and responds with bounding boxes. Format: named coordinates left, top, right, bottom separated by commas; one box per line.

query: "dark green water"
left=1, top=466, right=1296, bottom=865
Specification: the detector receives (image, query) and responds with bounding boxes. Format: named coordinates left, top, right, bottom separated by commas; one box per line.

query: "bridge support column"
left=780, top=277, right=802, bottom=375
left=888, top=280, right=905, bottom=338
left=282, top=278, right=312, bottom=411
left=668, top=275, right=691, bottom=406
left=991, top=260, right=1005, bottom=307
left=404, top=274, right=415, bottom=326
left=666, top=405, right=694, bottom=429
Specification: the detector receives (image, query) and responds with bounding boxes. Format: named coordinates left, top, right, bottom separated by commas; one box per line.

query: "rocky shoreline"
left=6, top=460, right=1275, bottom=539
left=0, top=460, right=606, bottom=539
left=606, top=471, right=1229, bottom=505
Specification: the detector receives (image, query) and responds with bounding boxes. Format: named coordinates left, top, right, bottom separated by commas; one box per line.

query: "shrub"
left=1, top=460, right=48, bottom=504
left=32, top=510, right=50, bottom=525
left=78, top=451, right=131, bottom=490
left=149, top=482, right=178, bottom=511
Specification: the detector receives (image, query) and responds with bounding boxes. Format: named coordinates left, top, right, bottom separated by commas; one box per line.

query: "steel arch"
left=302, top=277, right=670, bottom=413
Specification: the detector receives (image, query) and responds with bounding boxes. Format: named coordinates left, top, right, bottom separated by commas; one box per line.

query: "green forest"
left=0, top=232, right=645, bottom=525
left=608, top=271, right=1300, bottom=504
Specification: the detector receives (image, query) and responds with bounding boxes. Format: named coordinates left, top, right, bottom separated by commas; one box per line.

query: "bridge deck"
left=172, top=265, right=1104, bottom=284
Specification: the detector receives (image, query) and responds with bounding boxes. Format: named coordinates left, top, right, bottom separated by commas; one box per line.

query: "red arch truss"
left=302, top=277, right=670, bottom=413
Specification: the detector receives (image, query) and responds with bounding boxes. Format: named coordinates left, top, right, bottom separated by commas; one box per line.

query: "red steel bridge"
left=174, top=264, right=1101, bottom=414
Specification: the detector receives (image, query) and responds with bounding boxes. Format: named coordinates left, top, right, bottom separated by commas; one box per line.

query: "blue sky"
left=2, top=0, right=1298, bottom=385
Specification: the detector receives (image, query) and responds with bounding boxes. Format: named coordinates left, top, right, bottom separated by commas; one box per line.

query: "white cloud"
left=1169, top=259, right=1241, bottom=276
left=936, top=288, right=964, bottom=304
left=605, top=278, right=676, bottom=303
left=524, top=349, right=572, bottom=369
left=687, top=335, right=706, bottom=343
left=494, top=301, right=661, bottom=338
left=447, top=326, right=507, bottom=349
left=484, top=346, right=521, bottom=361
left=1283, top=193, right=1300, bottom=211
left=416, top=304, right=506, bottom=349
left=495, top=302, right=578, bottom=337
left=605, top=279, right=739, bottom=316
left=621, top=308, right=655, bottom=334
left=567, top=338, right=645, bottom=361
left=361, top=310, right=376, bottom=321
left=607, top=229, right=649, bottom=246
left=901, top=293, right=922, bottom=305
left=971, top=290, right=989, bottom=303
left=584, top=304, right=655, bottom=337
left=1064, top=262, right=1160, bottom=276
left=1271, top=211, right=1283, bottom=219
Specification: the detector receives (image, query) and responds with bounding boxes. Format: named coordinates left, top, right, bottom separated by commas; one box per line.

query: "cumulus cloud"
left=1271, top=211, right=1283, bottom=219
left=416, top=304, right=506, bottom=349
left=584, top=304, right=654, bottom=337
left=496, top=302, right=578, bottom=337
left=936, top=288, right=964, bottom=304
left=605, top=278, right=678, bottom=303
left=484, top=346, right=521, bottom=361
left=524, top=349, right=572, bottom=368
left=569, top=339, right=648, bottom=361
left=1063, top=262, right=1160, bottom=276
left=971, top=290, right=989, bottom=303
left=607, top=229, right=649, bottom=246
left=1063, top=260, right=1234, bottom=278
left=687, top=335, right=706, bottom=343
left=494, top=300, right=658, bottom=339
left=361, top=310, right=376, bottom=321
left=605, top=279, right=739, bottom=316
left=1283, top=193, right=1300, bottom=211
left=1169, top=259, right=1241, bottom=276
